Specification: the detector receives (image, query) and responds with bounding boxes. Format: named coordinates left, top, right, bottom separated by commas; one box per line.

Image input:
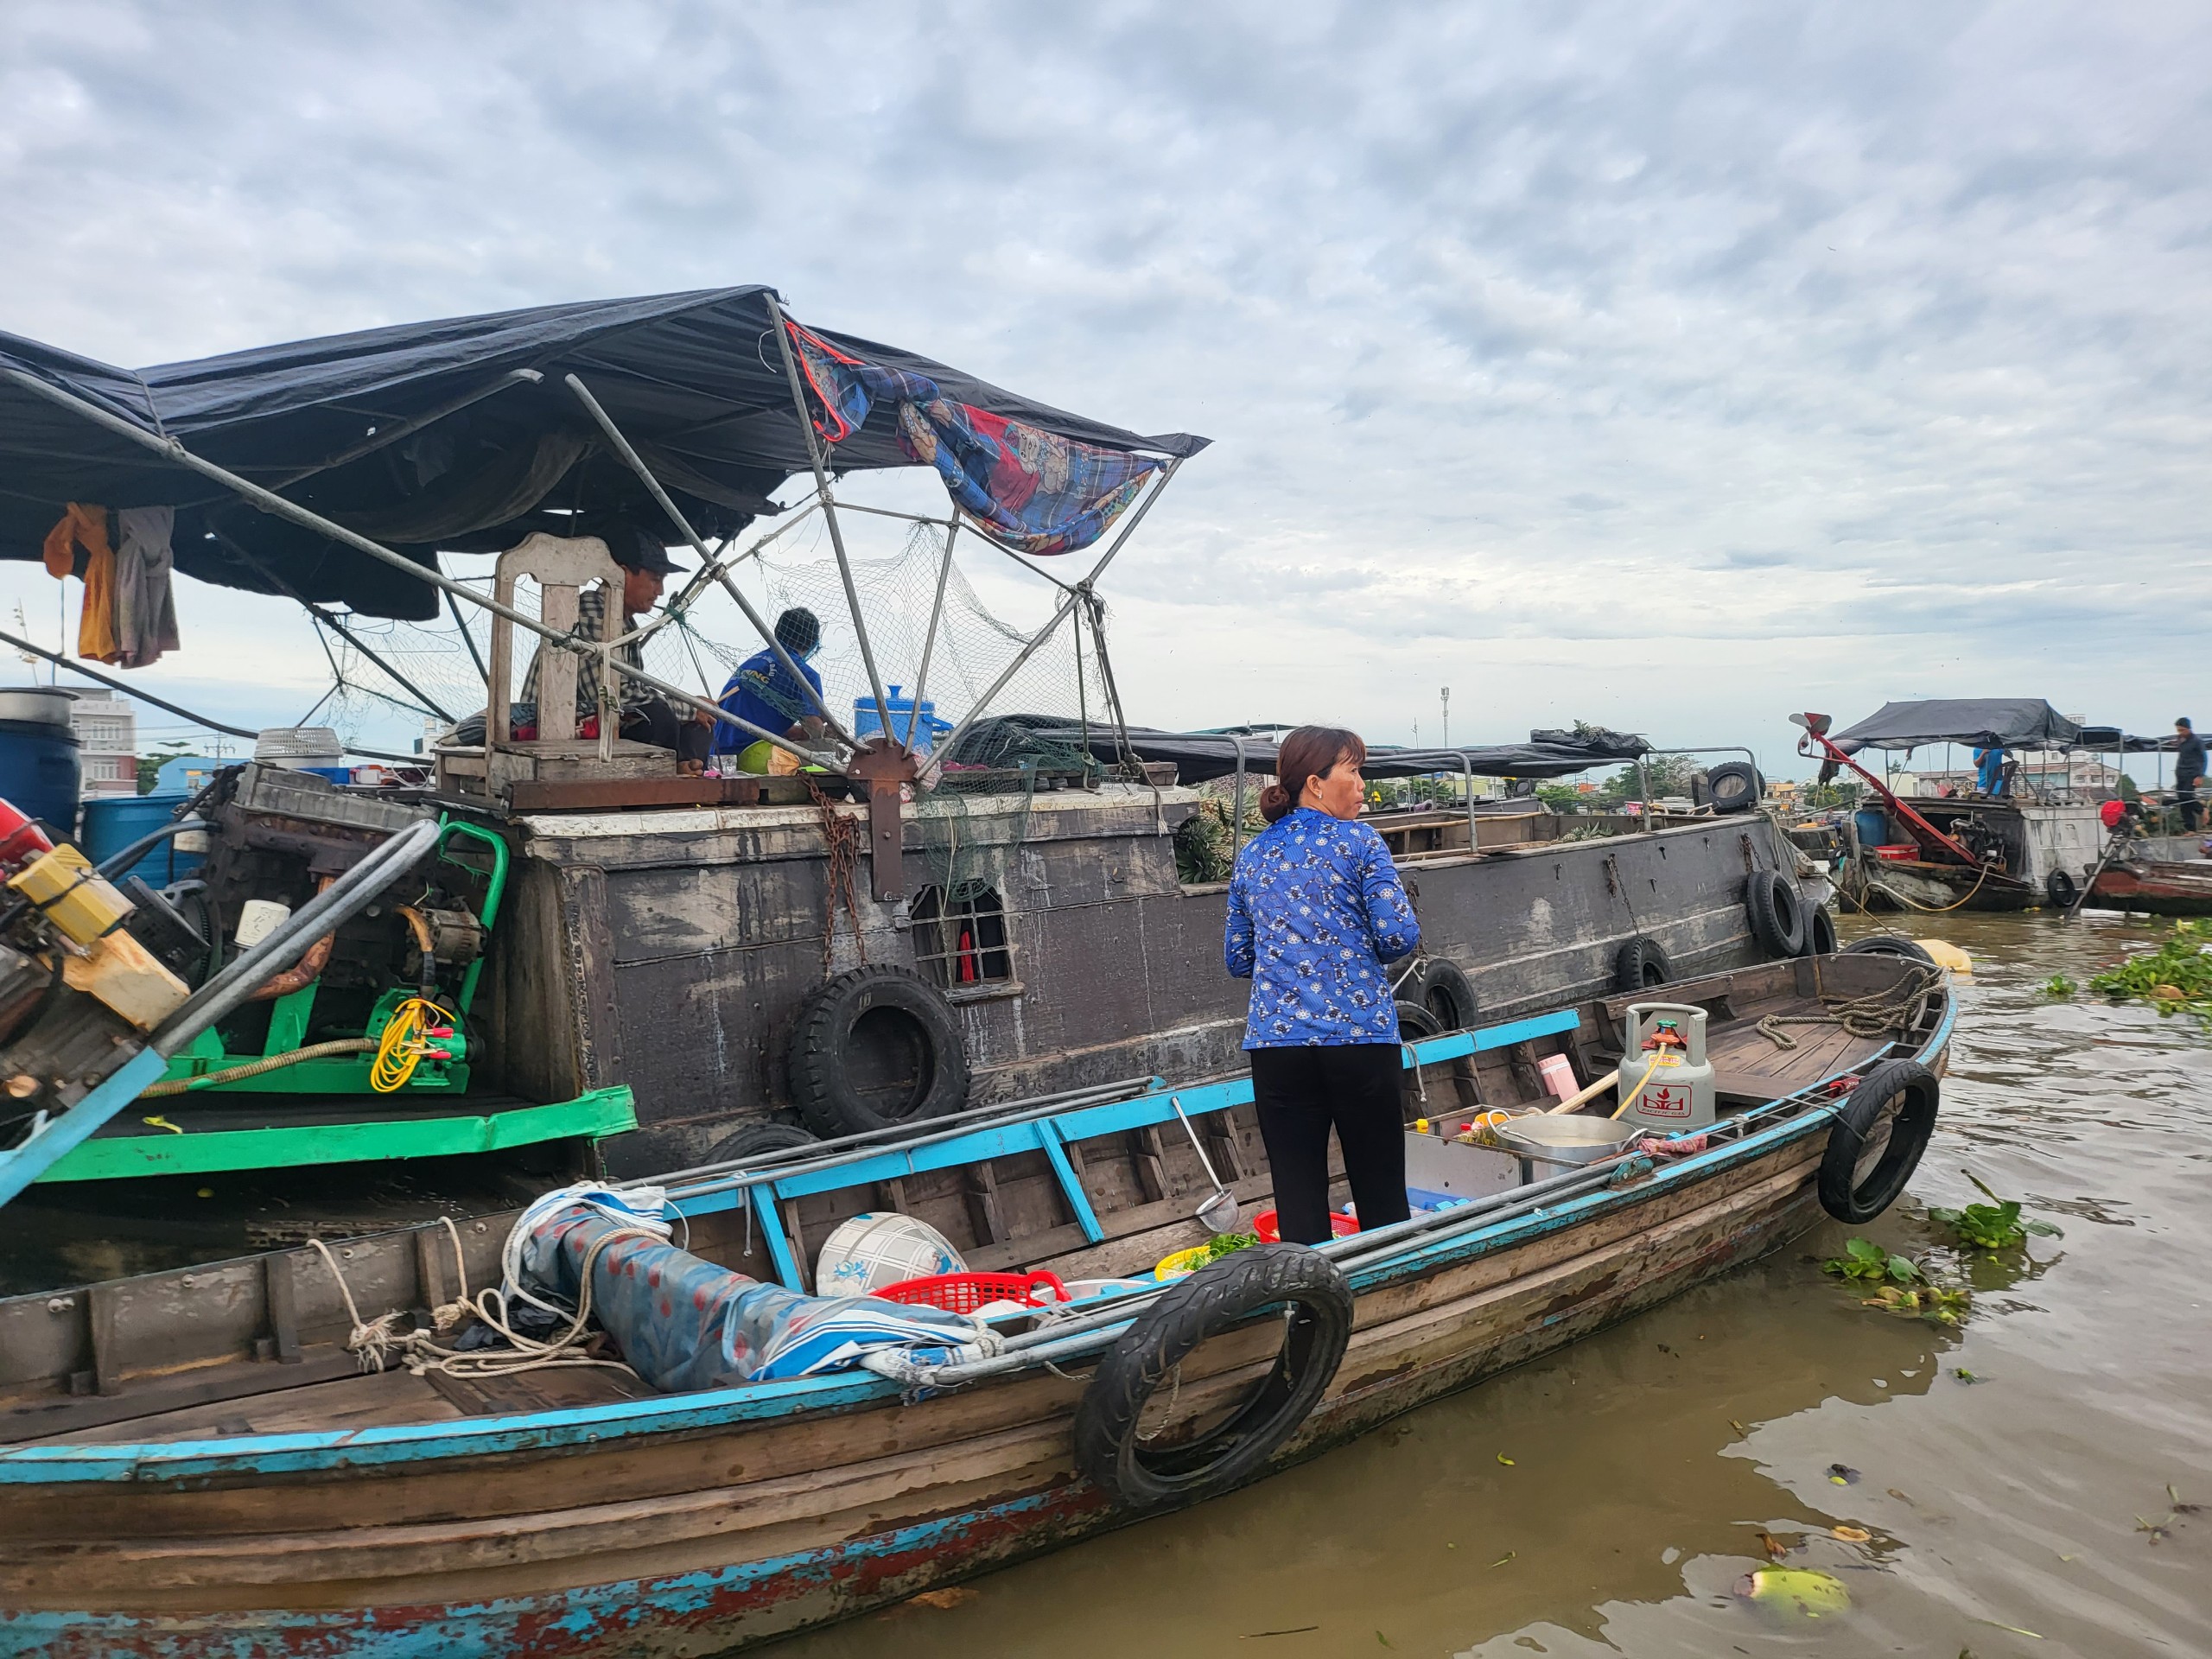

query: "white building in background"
left=69, top=690, right=137, bottom=799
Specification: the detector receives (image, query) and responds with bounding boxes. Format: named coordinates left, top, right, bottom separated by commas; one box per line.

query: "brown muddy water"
left=776, top=912, right=2212, bottom=1659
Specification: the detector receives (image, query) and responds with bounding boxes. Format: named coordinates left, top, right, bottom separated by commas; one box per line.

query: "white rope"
left=303, top=1193, right=671, bottom=1382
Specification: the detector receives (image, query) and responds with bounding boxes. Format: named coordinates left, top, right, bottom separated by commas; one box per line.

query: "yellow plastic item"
left=61, top=931, right=188, bottom=1030
left=7, top=844, right=131, bottom=945
left=1154, top=1244, right=1213, bottom=1281
left=1915, top=938, right=1973, bottom=975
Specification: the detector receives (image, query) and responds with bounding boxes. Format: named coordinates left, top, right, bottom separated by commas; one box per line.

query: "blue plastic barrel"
left=80, top=791, right=203, bottom=889
left=1853, top=808, right=1891, bottom=849
left=0, top=719, right=82, bottom=839
left=851, top=684, right=950, bottom=753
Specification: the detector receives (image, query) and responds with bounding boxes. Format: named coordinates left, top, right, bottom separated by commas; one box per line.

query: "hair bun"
left=1257, top=782, right=1294, bottom=823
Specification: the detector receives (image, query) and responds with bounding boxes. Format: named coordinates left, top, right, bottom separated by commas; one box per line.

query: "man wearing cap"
left=2175, top=718, right=2205, bottom=831
left=518, top=527, right=709, bottom=767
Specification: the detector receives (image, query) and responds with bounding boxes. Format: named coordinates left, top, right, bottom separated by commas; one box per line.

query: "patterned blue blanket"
left=786, top=320, right=1159, bottom=556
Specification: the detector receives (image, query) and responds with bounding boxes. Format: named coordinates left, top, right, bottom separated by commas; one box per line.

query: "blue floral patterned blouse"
left=1224, top=807, right=1421, bottom=1048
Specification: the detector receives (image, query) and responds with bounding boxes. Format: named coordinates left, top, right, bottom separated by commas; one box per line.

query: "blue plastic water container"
left=1853, top=808, right=1890, bottom=849
left=81, top=791, right=204, bottom=890
left=851, top=685, right=952, bottom=753
left=0, top=720, right=81, bottom=838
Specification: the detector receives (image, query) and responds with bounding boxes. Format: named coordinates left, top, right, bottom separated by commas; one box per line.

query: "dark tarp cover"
left=1829, top=699, right=2086, bottom=754
left=944, top=720, right=1650, bottom=782
left=0, top=288, right=1206, bottom=620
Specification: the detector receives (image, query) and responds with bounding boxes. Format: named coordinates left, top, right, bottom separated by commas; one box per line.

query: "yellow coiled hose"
left=370, top=996, right=456, bottom=1094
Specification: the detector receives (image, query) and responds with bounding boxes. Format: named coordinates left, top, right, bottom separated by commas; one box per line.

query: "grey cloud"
left=1, top=0, right=2207, bottom=759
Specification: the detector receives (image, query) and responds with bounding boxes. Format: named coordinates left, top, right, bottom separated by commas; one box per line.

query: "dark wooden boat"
left=0, top=948, right=1953, bottom=1657
left=2084, top=854, right=2212, bottom=917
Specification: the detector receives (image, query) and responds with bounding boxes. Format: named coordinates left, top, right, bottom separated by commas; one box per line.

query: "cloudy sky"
left=3, top=1, right=2206, bottom=775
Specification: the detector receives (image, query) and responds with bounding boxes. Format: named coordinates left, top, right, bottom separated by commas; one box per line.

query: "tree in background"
left=136, top=741, right=196, bottom=796
left=1597, top=755, right=1695, bottom=806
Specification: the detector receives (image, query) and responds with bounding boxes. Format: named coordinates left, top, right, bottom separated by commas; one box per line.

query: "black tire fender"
left=1394, top=999, right=1444, bottom=1040
left=787, top=965, right=970, bottom=1138
left=1073, top=1243, right=1354, bottom=1508
left=1706, top=760, right=1762, bottom=815
left=1409, top=957, right=1478, bottom=1030
left=1747, top=869, right=1808, bottom=956
left=1803, top=899, right=1840, bottom=957
left=703, top=1121, right=819, bottom=1166
left=2045, top=868, right=2079, bottom=909
left=1841, top=934, right=1936, bottom=965
left=1613, top=935, right=1672, bottom=992
left=1819, top=1058, right=1939, bottom=1224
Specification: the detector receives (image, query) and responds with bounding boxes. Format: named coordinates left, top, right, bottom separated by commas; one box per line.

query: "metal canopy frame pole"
left=0, top=365, right=834, bottom=774
left=762, top=294, right=897, bottom=744
left=1230, top=734, right=1249, bottom=861
left=905, top=521, right=959, bottom=747
left=447, top=588, right=491, bottom=690
left=1459, top=753, right=1477, bottom=848
left=216, top=532, right=455, bottom=722
left=930, top=457, right=1183, bottom=771
left=0, top=625, right=419, bottom=762
left=563, top=373, right=854, bottom=751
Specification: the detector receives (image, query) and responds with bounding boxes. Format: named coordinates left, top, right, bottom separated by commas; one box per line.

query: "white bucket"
left=814, top=1212, right=965, bottom=1297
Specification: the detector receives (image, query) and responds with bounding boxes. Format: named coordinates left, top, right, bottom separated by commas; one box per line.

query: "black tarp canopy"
left=0, top=288, right=1207, bottom=619
left=1830, top=699, right=2086, bottom=754
left=946, top=720, right=1650, bottom=782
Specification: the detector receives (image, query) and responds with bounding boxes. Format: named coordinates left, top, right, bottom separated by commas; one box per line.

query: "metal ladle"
left=1172, top=1098, right=1243, bottom=1234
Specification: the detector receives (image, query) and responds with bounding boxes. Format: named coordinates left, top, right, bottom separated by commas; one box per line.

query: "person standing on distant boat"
left=1973, top=745, right=2010, bottom=798
left=1225, top=725, right=1421, bottom=1245
left=2175, top=717, right=2205, bottom=831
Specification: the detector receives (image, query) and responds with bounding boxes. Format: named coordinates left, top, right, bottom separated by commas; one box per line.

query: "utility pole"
left=1440, top=687, right=1452, bottom=798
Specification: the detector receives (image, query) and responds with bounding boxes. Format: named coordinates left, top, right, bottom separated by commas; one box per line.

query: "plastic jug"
left=852, top=685, right=951, bottom=753
left=1616, top=1002, right=1716, bottom=1131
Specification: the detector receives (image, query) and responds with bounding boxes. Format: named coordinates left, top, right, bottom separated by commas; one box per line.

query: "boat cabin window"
left=909, top=884, right=1016, bottom=988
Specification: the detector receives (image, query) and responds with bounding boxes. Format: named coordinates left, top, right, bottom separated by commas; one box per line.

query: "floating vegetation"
left=1823, top=1238, right=1923, bottom=1285
left=1928, top=1173, right=2062, bottom=1252
left=1861, top=1282, right=1971, bottom=1325
left=2041, top=974, right=2076, bottom=997
left=1824, top=1238, right=1972, bottom=1324
left=1734, top=1567, right=1850, bottom=1619
left=2089, top=924, right=2212, bottom=1024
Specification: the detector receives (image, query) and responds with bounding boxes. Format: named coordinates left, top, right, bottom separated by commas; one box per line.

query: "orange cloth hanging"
left=39, top=504, right=122, bottom=663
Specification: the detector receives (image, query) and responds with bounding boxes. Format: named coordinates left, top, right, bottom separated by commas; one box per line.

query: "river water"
left=775, top=911, right=2212, bottom=1659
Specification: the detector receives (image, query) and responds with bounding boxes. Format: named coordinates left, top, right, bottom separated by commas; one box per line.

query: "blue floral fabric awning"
left=788, top=321, right=1160, bottom=557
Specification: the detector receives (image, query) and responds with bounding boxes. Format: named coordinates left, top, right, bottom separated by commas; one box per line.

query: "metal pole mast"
left=563, top=373, right=853, bottom=749
left=762, top=294, right=897, bottom=744
left=929, top=457, right=1182, bottom=770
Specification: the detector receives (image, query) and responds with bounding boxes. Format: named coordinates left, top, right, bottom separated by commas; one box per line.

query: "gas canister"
left=1616, top=1002, right=1717, bottom=1131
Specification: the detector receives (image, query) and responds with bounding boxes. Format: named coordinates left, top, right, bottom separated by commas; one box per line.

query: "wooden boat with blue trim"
left=0, top=947, right=1953, bottom=1658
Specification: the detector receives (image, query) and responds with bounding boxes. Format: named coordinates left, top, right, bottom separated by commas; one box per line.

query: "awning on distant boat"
left=0, top=289, right=1207, bottom=619
left=945, top=719, right=1650, bottom=782
left=1829, top=699, right=2086, bottom=754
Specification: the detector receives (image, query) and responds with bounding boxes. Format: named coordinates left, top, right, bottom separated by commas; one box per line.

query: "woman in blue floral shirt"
left=1226, top=726, right=1421, bottom=1243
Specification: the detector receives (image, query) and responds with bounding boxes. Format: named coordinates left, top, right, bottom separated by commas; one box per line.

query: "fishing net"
left=307, top=514, right=1131, bottom=808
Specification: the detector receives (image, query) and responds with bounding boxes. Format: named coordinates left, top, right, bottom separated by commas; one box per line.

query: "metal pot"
left=0, top=687, right=79, bottom=729
left=1495, top=1113, right=1642, bottom=1166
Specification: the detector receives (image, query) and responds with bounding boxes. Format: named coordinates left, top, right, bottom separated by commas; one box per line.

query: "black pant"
left=1249, top=1044, right=1410, bottom=1245
left=2179, top=777, right=2204, bottom=832
left=622, top=698, right=712, bottom=766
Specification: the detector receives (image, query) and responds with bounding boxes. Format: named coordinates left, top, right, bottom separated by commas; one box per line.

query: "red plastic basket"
left=874, top=1270, right=1069, bottom=1313
left=1253, top=1209, right=1358, bottom=1243
left=1872, top=843, right=1920, bottom=861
